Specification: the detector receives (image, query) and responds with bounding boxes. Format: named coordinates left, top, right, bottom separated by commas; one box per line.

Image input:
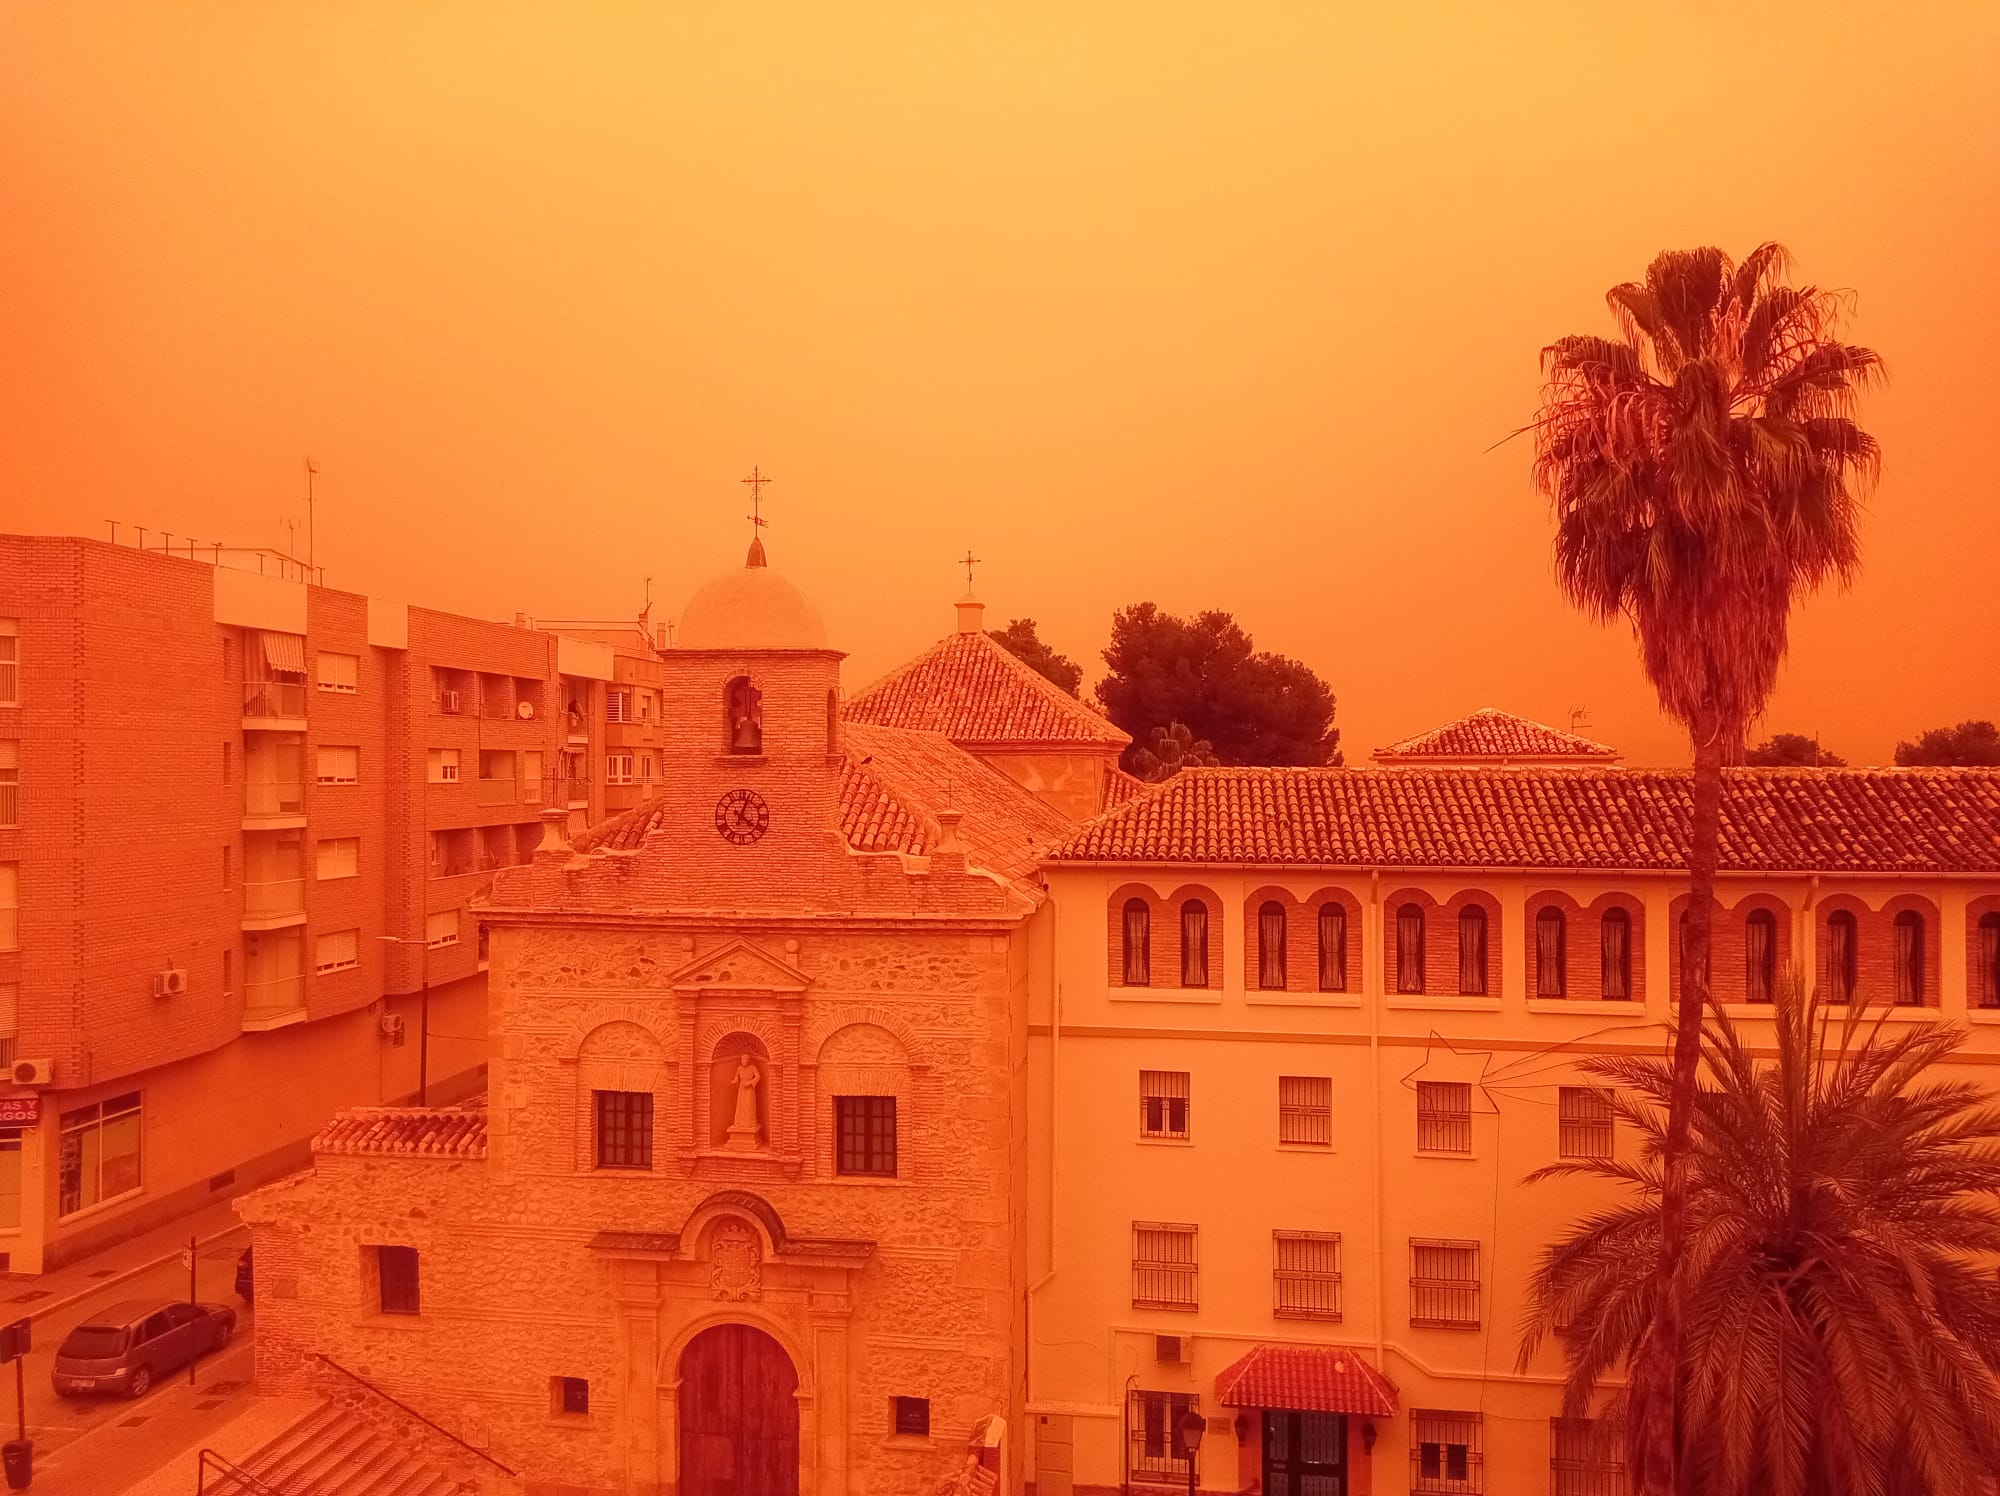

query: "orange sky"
left=3, top=3, right=1995, bottom=766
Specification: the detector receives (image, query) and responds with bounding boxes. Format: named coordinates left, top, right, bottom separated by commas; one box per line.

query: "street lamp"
left=377, top=933, right=430, bottom=1106
left=1177, top=1406, right=1204, bottom=1496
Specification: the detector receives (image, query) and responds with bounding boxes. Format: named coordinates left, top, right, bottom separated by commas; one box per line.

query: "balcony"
left=243, top=781, right=307, bottom=828
left=241, top=973, right=306, bottom=1031
left=476, top=776, right=517, bottom=806
left=243, top=680, right=308, bottom=726
left=566, top=780, right=590, bottom=807
left=241, top=878, right=306, bottom=930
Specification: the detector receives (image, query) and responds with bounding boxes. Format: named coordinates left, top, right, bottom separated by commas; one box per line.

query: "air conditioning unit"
left=11, top=1060, right=53, bottom=1088
left=379, top=1013, right=406, bottom=1045
left=441, top=690, right=462, bottom=714
left=1154, top=1334, right=1191, bottom=1365
left=153, top=968, right=188, bottom=998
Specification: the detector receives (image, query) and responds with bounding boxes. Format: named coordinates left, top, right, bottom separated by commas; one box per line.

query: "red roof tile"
left=1215, top=1344, right=1398, bottom=1417
left=1051, top=766, right=2000, bottom=873
left=1375, top=707, right=1618, bottom=763
left=1102, top=768, right=1155, bottom=810
left=844, top=631, right=1129, bottom=747
left=315, top=1106, right=488, bottom=1159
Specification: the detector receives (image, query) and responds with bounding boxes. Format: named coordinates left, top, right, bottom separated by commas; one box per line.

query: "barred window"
left=1413, top=1409, right=1483, bottom=1493
left=1416, top=1081, right=1472, bottom=1154
left=1180, top=901, right=1209, bottom=987
left=1600, top=908, right=1631, bottom=1000
left=1272, top=1230, right=1341, bottom=1320
left=1825, top=911, right=1857, bottom=1002
left=1894, top=910, right=1925, bottom=1006
left=1409, top=1239, right=1479, bottom=1329
left=1277, top=1075, right=1331, bottom=1146
left=594, top=1089, right=654, bottom=1170
left=1317, top=903, right=1347, bottom=991
left=1457, top=906, right=1488, bottom=995
left=834, top=1095, right=897, bottom=1177
left=1550, top=1417, right=1627, bottom=1496
left=1745, top=909, right=1776, bottom=1003
left=1258, top=902, right=1288, bottom=989
left=1396, top=904, right=1426, bottom=993
left=376, top=1245, right=421, bottom=1315
left=1132, top=1222, right=1198, bottom=1311
left=893, top=1397, right=930, bottom=1437
left=1122, top=899, right=1151, bottom=986
left=1536, top=907, right=1567, bottom=997
left=1140, top=1070, right=1190, bottom=1140
left=1128, top=1390, right=1199, bottom=1483
left=1558, top=1087, right=1613, bottom=1161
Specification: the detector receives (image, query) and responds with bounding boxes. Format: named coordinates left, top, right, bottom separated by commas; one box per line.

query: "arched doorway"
left=679, top=1322, right=800, bottom=1496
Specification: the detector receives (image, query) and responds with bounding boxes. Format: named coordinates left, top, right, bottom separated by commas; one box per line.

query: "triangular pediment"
left=669, top=937, right=811, bottom=994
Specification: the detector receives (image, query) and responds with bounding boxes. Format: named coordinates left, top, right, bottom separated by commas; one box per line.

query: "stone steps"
left=235, top=1398, right=464, bottom=1496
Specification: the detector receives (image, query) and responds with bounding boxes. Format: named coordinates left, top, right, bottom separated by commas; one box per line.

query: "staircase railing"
left=313, top=1352, right=518, bottom=1476
left=196, top=1447, right=287, bottom=1496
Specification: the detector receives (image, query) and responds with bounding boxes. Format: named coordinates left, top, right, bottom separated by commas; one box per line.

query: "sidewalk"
left=117, top=1394, right=321, bottom=1496
left=0, top=1197, right=249, bottom=1328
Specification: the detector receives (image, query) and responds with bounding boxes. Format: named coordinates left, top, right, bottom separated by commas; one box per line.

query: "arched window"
left=1744, top=910, right=1777, bottom=1003
left=1893, top=910, right=1925, bottom=1006
left=1457, top=905, right=1488, bottom=996
left=1258, top=902, right=1288, bottom=990
left=725, top=675, right=763, bottom=755
left=1122, top=899, right=1151, bottom=986
left=1395, top=904, right=1425, bottom=994
left=1317, top=903, right=1347, bottom=992
left=1825, top=910, right=1857, bottom=1003
left=1981, top=913, right=2000, bottom=1010
left=1535, top=907, right=1566, bottom=998
left=1600, top=908, right=1632, bottom=1001
left=1180, top=901, right=1209, bottom=987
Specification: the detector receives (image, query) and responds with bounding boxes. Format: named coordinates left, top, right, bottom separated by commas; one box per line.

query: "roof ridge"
left=843, top=628, right=1129, bottom=746
left=1376, top=706, right=1617, bottom=760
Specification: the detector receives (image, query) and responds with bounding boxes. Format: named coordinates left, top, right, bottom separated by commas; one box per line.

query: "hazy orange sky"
left=4, top=4, right=1995, bottom=766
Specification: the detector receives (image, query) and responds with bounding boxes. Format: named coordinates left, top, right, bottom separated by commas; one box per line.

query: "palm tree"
left=1129, top=721, right=1220, bottom=783
left=1518, top=984, right=2000, bottom=1496
left=1529, top=243, right=1881, bottom=1493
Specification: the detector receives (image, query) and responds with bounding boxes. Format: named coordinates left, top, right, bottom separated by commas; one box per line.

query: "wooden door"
left=679, top=1324, right=800, bottom=1496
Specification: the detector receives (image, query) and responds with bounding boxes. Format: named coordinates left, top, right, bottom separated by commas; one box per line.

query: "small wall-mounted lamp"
left=1362, top=1419, right=1378, bottom=1454
left=1234, top=1411, right=1251, bottom=1444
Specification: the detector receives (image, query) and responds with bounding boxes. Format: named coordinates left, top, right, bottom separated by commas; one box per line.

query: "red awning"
left=258, top=630, right=307, bottom=675
left=1214, top=1345, right=1398, bottom=1418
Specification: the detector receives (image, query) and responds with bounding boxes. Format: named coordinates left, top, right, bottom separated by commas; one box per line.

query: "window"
left=1396, top=904, right=1426, bottom=993
left=1535, top=908, right=1566, bottom=997
left=605, top=752, right=634, bottom=786
left=1744, top=909, right=1777, bottom=1003
left=1980, top=914, right=2000, bottom=1009
left=1558, top=1087, right=1613, bottom=1160
left=1122, top=898, right=1151, bottom=985
left=221, top=845, right=231, bottom=890
left=0, top=620, right=15, bottom=704
left=1272, top=1230, right=1341, bottom=1319
left=552, top=1377, right=590, bottom=1416
left=606, top=688, right=633, bottom=724
left=1409, top=1240, right=1480, bottom=1329
left=1140, top=1070, right=1190, bottom=1139
left=1894, top=910, right=1925, bottom=1006
left=221, top=952, right=232, bottom=996
left=314, top=744, right=358, bottom=785
left=1317, top=903, right=1347, bottom=991
left=834, top=1095, right=897, bottom=1177
left=0, top=982, right=14, bottom=1069
left=1258, top=902, right=1287, bottom=989
left=315, top=928, right=359, bottom=975
left=893, top=1397, right=930, bottom=1437
left=0, top=741, right=15, bottom=828
left=0, top=864, right=16, bottom=952
left=1416, top=1081, right=1472, bottom=1154
left=637, top=691, right=655, bottom=723
left=1601, top=908, right=1631, bottom=1001
left=1180, top=901, right=1209, bottom=987
left=1550, top=1417, right=1626, bottom=1496
left=0, top=1128, right=19, bottom=1231
left=1277, top=1075, right=1331, bottom=1146
left=316, top=651, right=358, bottom=692
left=1131, top=1222, right=1198, bottom=1310
left=426, top=748, right=460, bottom=783
left=521, top=750, right=544, bottom=803
left=316, top=837, right=359, bottom=880
left=1825, top=910, right=1857, bottom=1002
left=58, top=1092, right=142, bottom=1217
left=376, top=1245, right=420, bottom=1315
left=1457, top=906, right=1488, bottom=995
left=425, top=909, right=460, bottom=948
left=1412, top=1409, right=1483, bottom=1493
left=1128, top=1390, right=1199, bottom=1484
left=594, top=1089, right=654, bottom=1169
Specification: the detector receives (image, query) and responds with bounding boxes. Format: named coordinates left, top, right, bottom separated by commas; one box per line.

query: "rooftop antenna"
left=305, top=458, right=318, bottom=574
left=135, top=526, right=147, bottom=550
left=105, top=521, right=119, bottom=544
left=1568, top=706, right=1590, bottom=734
left=280, top=517, right=299, bottom=557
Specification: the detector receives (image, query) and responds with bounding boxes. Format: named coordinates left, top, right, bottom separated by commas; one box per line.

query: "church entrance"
left=678, top=1323, right=800, bottom=1496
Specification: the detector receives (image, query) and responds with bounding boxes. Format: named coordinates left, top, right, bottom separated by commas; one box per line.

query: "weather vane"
left=961, top=549, right=981, bottom=590
left=741, top=466, right=772, bottom=532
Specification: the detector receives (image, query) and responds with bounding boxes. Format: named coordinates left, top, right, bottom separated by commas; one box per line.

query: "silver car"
left=51, top=1299, right=236, bottom=1399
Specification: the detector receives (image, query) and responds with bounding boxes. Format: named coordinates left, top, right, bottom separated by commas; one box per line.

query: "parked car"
left=235, top=1246, right=252, bottom=1303
left=51, top=1299, right=236, bottom=1399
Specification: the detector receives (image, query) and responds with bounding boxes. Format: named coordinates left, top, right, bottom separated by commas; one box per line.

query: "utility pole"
left=305, top=458, right=318, bottom=575
left=185, top=1235, right=198, bottom=1386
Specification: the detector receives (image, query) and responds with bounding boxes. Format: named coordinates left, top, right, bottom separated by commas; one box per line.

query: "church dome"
left=675, top=540, right=829, bottom=650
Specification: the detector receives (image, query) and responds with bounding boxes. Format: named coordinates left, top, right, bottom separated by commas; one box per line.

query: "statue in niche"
left=724, top=1053, right=764, bottom=1151
left=727, top=677, right=763, bottom=754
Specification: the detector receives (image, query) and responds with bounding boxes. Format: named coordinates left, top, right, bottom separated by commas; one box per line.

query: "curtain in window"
left=1894, top=913, right=1923, bottom=1006
left=1535, top=910, right=1565, bottom=998
left=1457, top=907, right=1486, bottom=995
left=1123, top=900, right=1150, bottom=986
left=1826, top=913, right=1855, bottom=1002
left=1600, top=911, right=1629, bottom=1000
left=1317, top=904, right=1346, bottom=992
left=1396, top=906, right=1425, bottom=993
left=1181, top=902, right=1209, bottom=987
left=1745, top=912, right=1774, bottom=1003
left=1983, top=916, right=2000, bottom=1009
left=1259, top=903, right=1287, bottom=990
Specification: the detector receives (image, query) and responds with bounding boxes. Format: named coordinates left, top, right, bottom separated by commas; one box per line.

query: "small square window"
left=893, top=1396, right=930, bottom=1437
left=553, top=1376, right=589, bottom=1415
left=834, top=1096, right=897, bottom=1177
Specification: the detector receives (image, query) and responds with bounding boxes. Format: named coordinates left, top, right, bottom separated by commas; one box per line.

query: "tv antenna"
left=1568, top=706, right=1591, bottom=734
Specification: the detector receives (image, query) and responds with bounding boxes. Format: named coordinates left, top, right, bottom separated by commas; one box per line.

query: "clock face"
left=714, top=788, right=771, bottom=845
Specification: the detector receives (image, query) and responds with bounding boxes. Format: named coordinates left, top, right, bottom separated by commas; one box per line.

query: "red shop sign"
left=0, top=1097, right=41, bottom=1126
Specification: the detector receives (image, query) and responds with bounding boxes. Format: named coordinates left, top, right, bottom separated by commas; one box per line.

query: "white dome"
left=676, top=544, right=829, bottom=650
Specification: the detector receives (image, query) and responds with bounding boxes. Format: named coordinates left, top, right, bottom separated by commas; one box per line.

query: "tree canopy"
left=1743, top=732, right=1846, bottom=767
left=987, top=617, right=1082, bottom=697
left=1128, top=722, right=1219, bottom=783
left=1095, top=603, right=1341, bottom=769
left=1894, top=719, right=2000, bottom=766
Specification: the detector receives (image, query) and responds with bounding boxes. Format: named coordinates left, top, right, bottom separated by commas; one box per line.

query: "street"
left=0, top=1235, right=256, bottom=1495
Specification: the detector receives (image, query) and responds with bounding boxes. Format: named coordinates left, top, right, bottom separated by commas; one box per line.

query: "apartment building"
left=0, top=534, right=616, bottom=1271
left=537, top=620, right=669, bottom=818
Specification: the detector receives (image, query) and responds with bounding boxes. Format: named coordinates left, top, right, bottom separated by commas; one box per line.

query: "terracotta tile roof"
left=1215, top=1344, right=1399, bottom=1417
left=1051, top=766, right=2000, bottom=873
left=844, top=631, right=1129, bottom=748
left=1102, top=767, right=1154, bottom=810
left=1374, top=707, right=1618, bottom=763
left=315, top=1106, right=489, bottom=1159
left=572, top=800, right=664, bottom=852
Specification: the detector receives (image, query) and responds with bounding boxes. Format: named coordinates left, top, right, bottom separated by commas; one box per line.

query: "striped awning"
left=1214, top=1345, right=1398, bottom=1417
left=258, top=631, right=307, bottom=674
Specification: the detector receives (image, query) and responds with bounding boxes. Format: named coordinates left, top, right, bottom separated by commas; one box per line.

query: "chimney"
left=955, top=592, right=985, bottom=635
left=536, top=806, right=573, bottom=859
left=934, top=810, right=966, bottom=856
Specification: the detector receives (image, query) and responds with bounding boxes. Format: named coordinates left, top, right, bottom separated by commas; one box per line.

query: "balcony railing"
left=476, top=776, right=517, bottom=806
left=242, top=972, right=304, bottom=1012
left=243, top=781, right=305, bottom=819
left=242, top=681, right=307, bottom=719
left=566, top=780, right=590, bottom=806
left=242, top=878, right=305, bottom=921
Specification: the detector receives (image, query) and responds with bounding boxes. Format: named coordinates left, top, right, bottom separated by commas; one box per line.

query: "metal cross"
left=960, top=549, right=981, bottom=590
left=741, top=466, right=772, bottom=529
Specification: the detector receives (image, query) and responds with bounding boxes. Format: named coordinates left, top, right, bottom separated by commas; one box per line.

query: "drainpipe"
left=1368, top=869, right=1386, bottom=1368
left=1027, top=887, right=1062, bottom=1412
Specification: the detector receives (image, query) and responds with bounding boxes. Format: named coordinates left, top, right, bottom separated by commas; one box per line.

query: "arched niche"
left=710, top=1032, right=772, bottom=1150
